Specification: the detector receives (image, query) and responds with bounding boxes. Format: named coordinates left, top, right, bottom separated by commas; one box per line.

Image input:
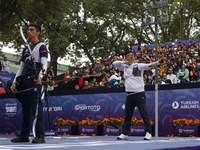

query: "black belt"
left=127, top=91, right=142, bottom=96
left=19, top=75, right=36, bottom=79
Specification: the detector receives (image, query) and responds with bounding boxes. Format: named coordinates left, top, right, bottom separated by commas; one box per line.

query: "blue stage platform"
left=0, top=135, right=200, bottom=150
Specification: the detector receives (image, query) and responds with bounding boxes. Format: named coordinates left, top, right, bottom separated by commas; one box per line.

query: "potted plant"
left=100, top=117, right=154, bottom=136
left=173, top=118, right=200, bottom=137
left=78, top=118, right=102, bottom=136
left=54, top=118, right=77, bottom=135
left=100, top=118, right=124, bottom=136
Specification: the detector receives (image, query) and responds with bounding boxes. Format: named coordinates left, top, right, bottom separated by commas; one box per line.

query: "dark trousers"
left=122, top=92, right=152, bottom=135
left=17, top=77, right=44, bottom=136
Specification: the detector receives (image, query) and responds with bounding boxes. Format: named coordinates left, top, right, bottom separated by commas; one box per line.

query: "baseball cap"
left=118, top=81, right=124, bottom=85
left=85, top=70, right=90, bottom=73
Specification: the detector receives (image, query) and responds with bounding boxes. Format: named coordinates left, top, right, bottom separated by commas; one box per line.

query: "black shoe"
left=32, top=135, right=45, bottom=143
left=11, top=136, right=30, bottom=142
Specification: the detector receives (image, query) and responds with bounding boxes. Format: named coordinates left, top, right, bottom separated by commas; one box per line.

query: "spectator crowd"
left=57, top=39, right=200, bottom=90
left=2, top=40, right=200, bottom=92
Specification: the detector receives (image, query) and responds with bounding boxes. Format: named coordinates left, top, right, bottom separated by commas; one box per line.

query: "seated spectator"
left=90, top=77, right=96, bottom=82
left=104, top=82, right=110, bottom=88
left=118, top=81, right=124, bottom=87
left=146, top=69, right=154, bottom=84
left=74, top=65, right=81, bottom=74
left=63, top=70, right=71, bottom=83
left=110, top=67, right=117, bottom=76
left=95, top=61, right=103, bottom=74
left=167, top=69, right=177, bottom=84
left=88, top=82, right=94, bottom=88
left=70, top=71, right=77, bottom=78
left=83, top=69, right=90, bottom=77
left=171, top=62, right=179, bottom=75
left=50, top=81, right=58, bottom=88
left=76, top=67, right=84, bottom=77
left=82, top=80, right=89, bottom=89
left=189, top=67, right=198, bottom=82
left=196, top=57, right=200, bottom=80
left=47, top=66, right=55, bottom=81
left=99, top=77, right=107, bottom=86
left=104, top=64, right=110, bottom=73
left=74, top=84, right=80, bottom=90
left=157, top=75, right=166, bottom=85
left=108, top=71, right=122, bottom=87
left=144, top=79, right=151, bottom=85
left=0, top=81, right=6, bottom=94
left=177, top=64, right=190, bottom=83
left=91, top=70, right=98, bottom=76
left=5, top=80, right=12, bottom=94
left=124, top=41, right=132, bottom=53
left=104, top=71, right=111, bottom=82
left=94, top=81, right=99, bottom=88
left=162, top=73, right=172, bottom=84
left=151, top=75, right=156, bottom=85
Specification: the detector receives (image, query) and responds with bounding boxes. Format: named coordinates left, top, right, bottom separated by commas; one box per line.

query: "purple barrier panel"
left=108, top=93, right=126, bottom=119
left=103, top=125, right=122, bottom=136
left=174, top=126, right=199, bottom=137
left=156, top=88, right=200, bottom=136
left=44, top=93, right=113, bottom=131
left=15, top=130, right=58, bottom=136
left=0, top=98, right=22, bottom=134
left=128, top=125, right=145, bottom=136
left=1, top=87, right=200, bottom=137
left=78, top=125, right=102, bottom=135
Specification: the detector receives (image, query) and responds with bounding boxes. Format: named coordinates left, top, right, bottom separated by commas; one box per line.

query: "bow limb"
left=20, top=25, right=32, bottom=54
left=20, top=26, right=27, bottom=43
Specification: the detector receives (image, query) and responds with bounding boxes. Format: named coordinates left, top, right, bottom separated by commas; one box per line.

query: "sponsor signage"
left=75, top=104, right=101, bottom=111
left=174, top=126, right=199, bottom=137
left=78, top=125, right=98, bottom=135
left=5, top=103, right=17, bottom=117
left=128, top=126, right=145, bottom=136
left=172, top=101, right=199, bottom=110
left=55, top=126, right=71, bottom=135
left=103, top=126, right=122, bottom=136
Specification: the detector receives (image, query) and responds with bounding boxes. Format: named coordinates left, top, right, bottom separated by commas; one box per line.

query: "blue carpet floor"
left=0, top=135, right=200, bottom=150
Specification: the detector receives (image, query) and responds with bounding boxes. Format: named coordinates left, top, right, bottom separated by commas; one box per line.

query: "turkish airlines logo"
left=172, top=101, right=179, bottom=109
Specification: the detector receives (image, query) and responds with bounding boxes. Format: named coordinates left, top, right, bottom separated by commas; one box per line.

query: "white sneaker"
left=117, top=134, right=128, bottom=140
left=143, top=132, right=152, bottom=140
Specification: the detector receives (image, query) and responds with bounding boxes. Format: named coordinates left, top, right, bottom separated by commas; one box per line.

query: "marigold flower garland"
left=101, top=117, right=154, bottom=126
left=55, top=117, right=154, bottom=126
left=54, top=118, right=76, bottom=126
left=173, top=118, right=200, bottom=126
left=79, top=118, right=101, bottom=125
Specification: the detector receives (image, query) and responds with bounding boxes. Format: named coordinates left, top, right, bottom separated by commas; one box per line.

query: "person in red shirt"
left=0, top=81, right=6, bottom=94
left=63, top=70, right=71, bottom=83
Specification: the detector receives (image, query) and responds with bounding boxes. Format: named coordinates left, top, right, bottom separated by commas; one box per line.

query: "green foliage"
left=1, top=0, right=200, bottom=74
